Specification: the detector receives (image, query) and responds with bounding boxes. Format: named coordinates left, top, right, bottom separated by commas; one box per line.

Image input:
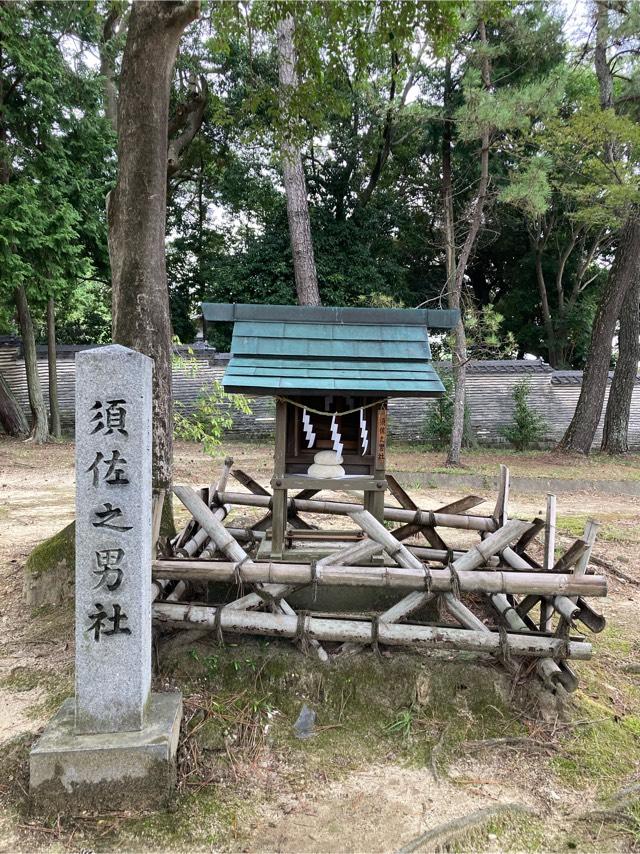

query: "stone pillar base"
left=29, top=692, right=182, bottom=812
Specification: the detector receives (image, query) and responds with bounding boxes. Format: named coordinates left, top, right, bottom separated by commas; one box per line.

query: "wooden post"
left=271, top=399, right=288, bottom=558
left=368, top=402, right=388, bottom=525
left=493, top=464, right=510, bottom=525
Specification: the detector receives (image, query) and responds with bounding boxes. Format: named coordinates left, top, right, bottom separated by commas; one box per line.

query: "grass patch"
left=160, top=639, right=523, bottom=780
left=113, top=790, right=251, bottom=851
left=388, top=445, right=640, bottom=482
left=0, top=665, right=73, bottom=719
left=447, top=811, right=547, bottom=853
left=557, top=514, right=640, bottom=544
left=553, top=627, right=640, bottom=798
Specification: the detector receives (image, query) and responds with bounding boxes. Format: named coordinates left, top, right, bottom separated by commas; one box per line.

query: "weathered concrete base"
left=29, top=692, right=182, bottom=812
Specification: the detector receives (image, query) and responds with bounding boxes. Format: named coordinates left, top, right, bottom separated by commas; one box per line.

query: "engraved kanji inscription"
left=86, top=450, right=130, bottom=487
left=92, top=502, right=133, bottom=531
left=87, top=602, right=132, bottom=641
left=90, top=399, right=128, bottom=436
left=93, top=548, right=125, bottom=591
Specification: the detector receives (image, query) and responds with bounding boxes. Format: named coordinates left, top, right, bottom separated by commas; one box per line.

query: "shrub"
left=172, top=345, right=251, bottom=456
left=502, top=379, right=547, bottom=451
left=423, top=374, right=472, bottom=449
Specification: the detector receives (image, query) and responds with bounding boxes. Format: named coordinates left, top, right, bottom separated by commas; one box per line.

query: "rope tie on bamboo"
left=294, top=610, right=311, bottom=653
left=499, top=600, right=520, bottom=620
left=447, top=563, right=461, bottom=599
left=553, top=618, right=571, bottom=661
left=370, top=615, right=381, bottom=656
left=498, top=625, right=511, bottom=663
left=213, top=605, right=225, bottom=645
left=233, top=555, right=250, bottom=593
left=414, top=509, right=436, bottom=528
left=446, top=548, right=455, bottom=566
left=310, top=560, right=318, bottom=602
left=423, top=565, right=433, bottom=594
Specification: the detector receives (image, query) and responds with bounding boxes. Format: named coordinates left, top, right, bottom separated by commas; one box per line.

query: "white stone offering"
left=307, top=449, right=345, bottom=478
left=314, top=449, right=344, bottom=465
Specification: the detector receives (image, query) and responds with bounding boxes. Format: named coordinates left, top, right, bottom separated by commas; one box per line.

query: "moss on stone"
left=23, top=521, right=75, bottom=608
left=25, top=521, right=75, bottom=577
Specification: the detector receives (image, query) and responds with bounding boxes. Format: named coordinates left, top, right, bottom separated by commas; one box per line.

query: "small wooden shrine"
left=202, top=302, right=458, bottom=558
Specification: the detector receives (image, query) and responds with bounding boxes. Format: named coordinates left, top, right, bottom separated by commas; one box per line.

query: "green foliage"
left=423, top=374, right=472, bottom=449
left=174, top=382, right=252, bottom=457
left=172, top=346, right=252, bottom=456
left=2, top=0, right=636, bottom=379
left=502, top=379, right=548, bottom=450
left=0, top=1, right=114, bottom=340
left=465, top=303, right=517, bottom=360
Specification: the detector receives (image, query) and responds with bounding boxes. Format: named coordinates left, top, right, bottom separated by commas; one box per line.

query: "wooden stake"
left=541, top=494, right=557, bottom=631
left=493, top=464, right=510, bottom=525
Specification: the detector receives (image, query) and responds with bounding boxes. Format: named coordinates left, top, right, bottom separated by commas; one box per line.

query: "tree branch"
left=167, top=74, right=208, bottom=179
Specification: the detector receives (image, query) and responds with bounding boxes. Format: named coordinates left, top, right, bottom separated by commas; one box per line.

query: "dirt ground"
left=1, top=437, right=640, bottom=853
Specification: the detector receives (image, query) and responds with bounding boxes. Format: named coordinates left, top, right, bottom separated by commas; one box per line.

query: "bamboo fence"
left=151, top=460, right=607, bottom=692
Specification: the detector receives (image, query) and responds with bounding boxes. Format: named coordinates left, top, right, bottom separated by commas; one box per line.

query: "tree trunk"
left=595, top=1, right=613, bottom=111
left=276, top=13, right=321, bottom=306
left=601, top=269, right=640, bottom=453
left=0, top=367, right=29, bottom=438
left=441, top=59, right=467, bottom=467
left=560, top=210, right=640, bottom=453
left=99, top=7, right=121, bottom=133
left=46, top=296, right=62, bottom=439
left=14, top=285, right=49, bottom=443
left=532, top=243, right=559, bottom=367
left=445, top=22, right=492, bottom=467
left=108, top=1, right=199, bottom=500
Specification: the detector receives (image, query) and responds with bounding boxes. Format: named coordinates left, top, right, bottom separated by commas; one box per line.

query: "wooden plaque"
left=376, top=407, right=387, bottom=469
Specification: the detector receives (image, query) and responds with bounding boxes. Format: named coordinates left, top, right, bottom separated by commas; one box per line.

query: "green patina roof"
left=202, top=303, right=457, bottom=398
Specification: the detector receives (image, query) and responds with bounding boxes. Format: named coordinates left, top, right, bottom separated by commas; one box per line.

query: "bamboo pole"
left=197, top=457, right=235, bottom=558
left=541, top=494, right=557, bottom=631
left=152, top=559, right=607, bottom=597
left=349, top=508, right=491, bottom=634
left=571, top=519, right=600, bottom=603
left=153, top=602, right=592, bottom=659
left=349, top=510, right=531, bottom=574
left=225, top=526, right=502, bottom=566
left=173, top=484, right=329, bottom=661
left=489, top=593, right=574, bottom=692
left=503, top=541, right=600, bottom=631
left=178, top=504, right=230, bottom=557
left=211, top=490, right=499, bottom=532
left=513, top=517, right=545, bottom=554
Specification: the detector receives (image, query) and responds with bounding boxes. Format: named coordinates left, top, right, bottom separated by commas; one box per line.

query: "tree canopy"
left=1, top=0, right=638, bottom=370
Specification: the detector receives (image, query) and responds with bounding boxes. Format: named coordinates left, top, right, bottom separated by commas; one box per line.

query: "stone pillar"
left=74, top=345, right=152, bottom=733
left=30, top=345, right=181, bottom=811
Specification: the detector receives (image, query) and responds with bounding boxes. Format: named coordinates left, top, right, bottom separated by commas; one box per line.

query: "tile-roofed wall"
left=1, top=340, right=638, bottom=449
